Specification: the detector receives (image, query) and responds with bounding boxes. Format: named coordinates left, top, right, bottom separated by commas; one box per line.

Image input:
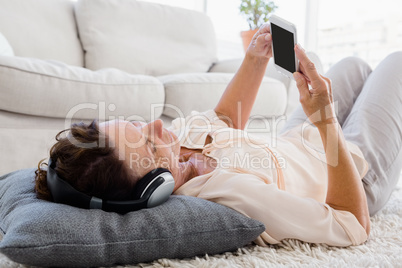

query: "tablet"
left=269, top=15, right=299, bottom=79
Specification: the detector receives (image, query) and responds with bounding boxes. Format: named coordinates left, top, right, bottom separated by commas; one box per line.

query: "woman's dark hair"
left=35, top=120, right=138, bottom=202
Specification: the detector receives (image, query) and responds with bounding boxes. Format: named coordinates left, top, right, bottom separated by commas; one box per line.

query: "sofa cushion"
left=0, top=168, right=265, bottom=267
left=0, top=56, right=164, bottom=121
left=75, top=0, right=217, bottom=76
left=0, top=33, right=14, bottom=56
left=0, top=0, right=83, bottom=66
left=159, top=73, right=287, bottom=118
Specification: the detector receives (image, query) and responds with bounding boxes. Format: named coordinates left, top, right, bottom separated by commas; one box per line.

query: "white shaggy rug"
left=1, top=177, right=401, bottom=268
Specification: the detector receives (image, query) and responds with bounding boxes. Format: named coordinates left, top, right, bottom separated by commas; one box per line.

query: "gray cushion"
left=0, top=168, right=264, bottom=267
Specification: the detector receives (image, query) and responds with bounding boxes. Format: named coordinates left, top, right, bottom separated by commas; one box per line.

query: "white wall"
left=317, top=0, right=401, bottom=70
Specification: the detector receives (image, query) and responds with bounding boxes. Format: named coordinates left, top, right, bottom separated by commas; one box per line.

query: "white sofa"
left=0, top=0, right=321, bottom=175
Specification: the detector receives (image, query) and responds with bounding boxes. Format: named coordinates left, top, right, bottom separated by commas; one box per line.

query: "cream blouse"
left=169, top=110, right=369, bottom=247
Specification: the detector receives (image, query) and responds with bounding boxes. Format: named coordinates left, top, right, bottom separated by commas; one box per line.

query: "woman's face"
left=98, top=119, right=180, bottom=179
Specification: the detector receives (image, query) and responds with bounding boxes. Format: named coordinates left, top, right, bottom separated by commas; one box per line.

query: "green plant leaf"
left=239, top=0, right=278, bottom=29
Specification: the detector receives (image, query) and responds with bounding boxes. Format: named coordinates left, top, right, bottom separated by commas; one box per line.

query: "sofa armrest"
left=159, top=72, right=286, bottom=119
left=208, top=58, right=243, bottom=74
left=0, top=56, right=164, bottom=121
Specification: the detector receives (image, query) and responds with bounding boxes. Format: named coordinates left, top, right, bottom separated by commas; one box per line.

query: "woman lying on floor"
left=35, top=23, right=402, bottom=247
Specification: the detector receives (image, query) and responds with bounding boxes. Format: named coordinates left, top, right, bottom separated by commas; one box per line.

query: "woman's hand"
left=246, top=23, right=272, bottom=59
left=293, top=44, right=336, bottom=127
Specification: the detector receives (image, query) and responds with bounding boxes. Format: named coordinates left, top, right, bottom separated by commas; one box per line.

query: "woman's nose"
left=146, top=119, right=163, bottom=139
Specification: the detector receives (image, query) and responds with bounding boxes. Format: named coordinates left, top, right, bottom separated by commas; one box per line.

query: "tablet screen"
left=271, top=23, right=296, bottom=73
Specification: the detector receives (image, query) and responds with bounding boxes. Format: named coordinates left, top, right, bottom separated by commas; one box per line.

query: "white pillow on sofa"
left=0, top=0, right=84, bottom=66
left=0, top=33, right=14, bottom=56
left=75, top=0, right=217, bottom=76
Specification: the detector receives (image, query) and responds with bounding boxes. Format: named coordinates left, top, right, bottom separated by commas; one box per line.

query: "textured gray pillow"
left=0, top=169, right=264, bottom=267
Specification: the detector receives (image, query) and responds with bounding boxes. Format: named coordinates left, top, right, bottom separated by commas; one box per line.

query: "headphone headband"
left=46, top=157, right=174, bottom=214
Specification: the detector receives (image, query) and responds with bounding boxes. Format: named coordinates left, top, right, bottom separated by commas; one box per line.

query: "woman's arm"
left=318, top=122, right=370, bottom=235
left=214, top=24, right=272, bottom=130
left=293, top=44, right=370, bottom=235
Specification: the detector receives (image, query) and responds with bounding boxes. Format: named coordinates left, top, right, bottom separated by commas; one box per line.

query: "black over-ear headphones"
left=46, top=158, right=175, bottom=214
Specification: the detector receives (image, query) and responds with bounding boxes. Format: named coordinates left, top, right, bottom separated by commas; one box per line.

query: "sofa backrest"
left=75, top=0, right=217, bottom=76
left=0, top=0, right=84, bottom=67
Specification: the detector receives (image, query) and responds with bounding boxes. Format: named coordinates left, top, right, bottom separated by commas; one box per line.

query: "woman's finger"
left=293, top=72, right=310, bottom=103
left=258, top=23, right=271, bottom=34
left=299, top=63, right=311, bottom=84
left=295, top=44, right=322, bottom=84
left=321, top=75, right=333, bottom=102
left=255, top=33, right=270, bottom=47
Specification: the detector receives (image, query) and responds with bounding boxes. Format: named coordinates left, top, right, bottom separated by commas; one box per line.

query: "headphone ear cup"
left=132, top=171, right=155, bottom=199
left=132, top=168, right=172, bottom=200
left=146, top=172, right=175, bottom=208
